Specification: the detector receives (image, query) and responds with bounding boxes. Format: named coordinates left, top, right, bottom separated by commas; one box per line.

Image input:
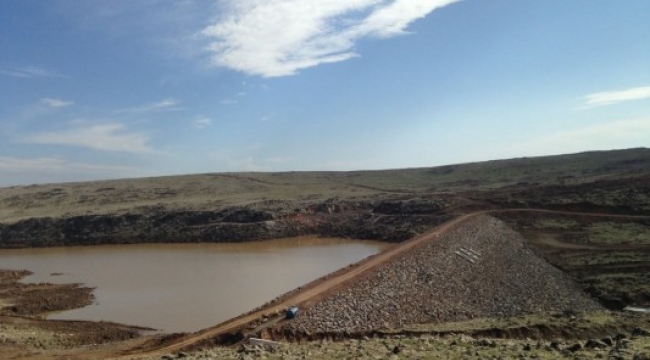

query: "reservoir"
left=0, top=236, right=387, bottom=332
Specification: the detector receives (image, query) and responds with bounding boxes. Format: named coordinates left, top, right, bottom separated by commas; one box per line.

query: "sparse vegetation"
left=588, top=222, right=650, bottom=245
left=501, top=213, right=650, bottom=310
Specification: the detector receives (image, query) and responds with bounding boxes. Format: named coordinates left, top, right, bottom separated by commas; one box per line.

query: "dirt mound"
left=279, top=216, right=602, bottom=335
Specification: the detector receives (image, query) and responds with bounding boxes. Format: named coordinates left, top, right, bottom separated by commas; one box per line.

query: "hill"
left=1, top=147, right=649, bottom=223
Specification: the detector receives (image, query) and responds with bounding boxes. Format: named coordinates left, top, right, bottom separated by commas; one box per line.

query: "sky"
left=1, top=0, right=649, bottom=186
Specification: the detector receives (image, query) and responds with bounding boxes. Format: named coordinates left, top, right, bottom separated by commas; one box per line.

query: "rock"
left=601, top=337, right=613, bottom=346
left=550, top=340, right=563, bottom=351
left=617, top=338, right=631, bottom=349
left=609, top=351, right=627, bottom=360
left=392, top=345, right=401, bottom=354
left=615, top=333, right=627, bottom=340
left=476, top=338, right=496, bottom=347
left=633, top=352, right=650, bottom=360
left=585, top=339, right=608, bottom=349
left=522, top=343, right=532, bottom=351
left=459, top=335, right=475, bottom=343
left=566, top=343, right=583, bottom=352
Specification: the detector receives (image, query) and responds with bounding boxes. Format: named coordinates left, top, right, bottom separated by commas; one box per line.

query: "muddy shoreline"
left=0, top=269, right=151, bottom=358
left=0, top=269, right=94, bottom=317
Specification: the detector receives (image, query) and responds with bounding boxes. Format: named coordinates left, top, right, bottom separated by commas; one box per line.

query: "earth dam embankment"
left=275, top=215, right=603, bottom=338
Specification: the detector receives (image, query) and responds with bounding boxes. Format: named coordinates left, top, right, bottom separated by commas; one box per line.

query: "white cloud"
left=116, top=98, right=183, bottom=113
left=0, top=66, right=63, bottom=78
left=201, top=0, right=460, bottom=77
left=21, top=123, right=153, bottom=153
left=580, top=86, right=650, bottom=108
left=42, top=98, right=74, bottom=108
left=194, top=117, right=213, bottom=129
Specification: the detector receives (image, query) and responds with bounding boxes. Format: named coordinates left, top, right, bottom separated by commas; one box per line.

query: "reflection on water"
left=0, top=236, right=387, bottom=332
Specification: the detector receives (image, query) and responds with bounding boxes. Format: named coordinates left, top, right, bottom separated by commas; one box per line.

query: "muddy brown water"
left=0, top=236, right=388, bottom=332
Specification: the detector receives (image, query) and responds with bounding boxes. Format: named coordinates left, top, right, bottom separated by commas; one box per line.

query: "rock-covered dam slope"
left=279, top=216, right=603, bottom=335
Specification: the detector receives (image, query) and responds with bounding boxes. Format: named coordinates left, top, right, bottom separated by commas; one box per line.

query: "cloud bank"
left=581, top=86, right=650, bottom=108
left=201, top=0, right=459, bottom=77
left=21, top=124, right=152, bottom=153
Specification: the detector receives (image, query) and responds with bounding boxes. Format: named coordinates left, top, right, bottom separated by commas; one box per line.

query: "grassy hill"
left=1, top=148, right=648, bottom=223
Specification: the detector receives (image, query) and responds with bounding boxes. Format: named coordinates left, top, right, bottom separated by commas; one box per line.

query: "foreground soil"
left=125, top=311, right=650, bottom=359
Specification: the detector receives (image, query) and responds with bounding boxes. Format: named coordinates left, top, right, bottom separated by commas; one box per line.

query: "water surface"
left=0, top=236, right=387, bottom=332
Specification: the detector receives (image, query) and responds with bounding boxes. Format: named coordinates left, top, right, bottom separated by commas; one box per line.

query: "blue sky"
left=1, top=0, right=649, bottom=186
